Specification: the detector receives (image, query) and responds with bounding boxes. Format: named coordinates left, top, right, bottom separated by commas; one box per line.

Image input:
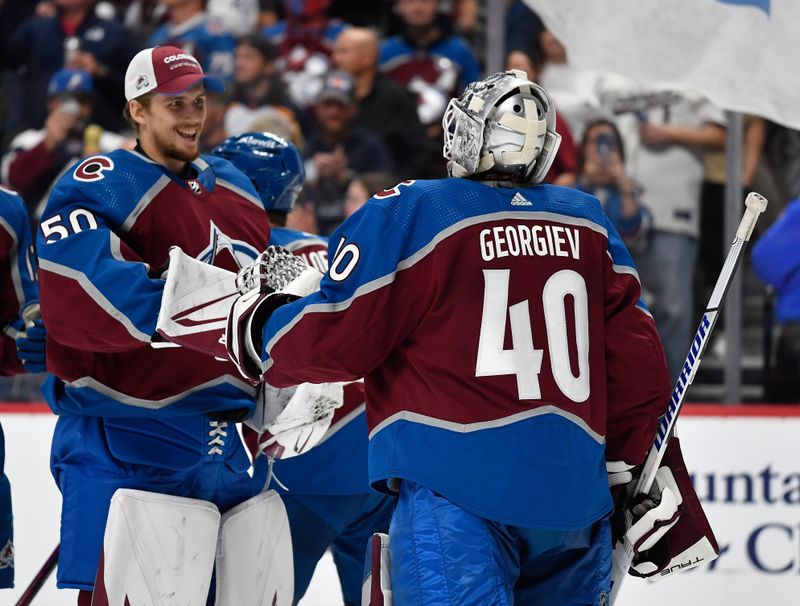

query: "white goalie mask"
left=442, top=69, right=561, bottom=182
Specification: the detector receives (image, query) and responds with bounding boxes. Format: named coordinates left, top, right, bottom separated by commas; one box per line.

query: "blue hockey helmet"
left=212, top=132, right=305, bottom=213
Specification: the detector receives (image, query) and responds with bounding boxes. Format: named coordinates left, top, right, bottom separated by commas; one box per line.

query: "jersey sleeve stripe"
left=607, top=252, right=641, bottom=280
left=368, top=405, right=605, bottom=444
left=605, top=250, right=653, bottom=317
left=64, top=374, right=255, bottom=409
left=38, top=257, right=152, bottom=342
left=121, top=175, right=171, bottom=231
left=264, top=209, right=612, bottom=365
left=109, top=232, right=150, bottom=271
left=262, top=267, right=400, bottom=373
left=216, top=178, right=264, bottom=210
left=635, top=300, right=654, bottom=318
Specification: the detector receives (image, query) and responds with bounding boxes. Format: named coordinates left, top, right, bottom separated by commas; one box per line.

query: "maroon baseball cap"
left=124, top=45, right=224, bottom=101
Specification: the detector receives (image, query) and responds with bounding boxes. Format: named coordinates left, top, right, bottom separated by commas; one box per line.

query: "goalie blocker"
left=614, top=437, right=719, bottom=579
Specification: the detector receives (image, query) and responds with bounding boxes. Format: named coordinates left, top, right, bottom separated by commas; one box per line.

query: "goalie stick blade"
left=155, top=247, right=237, bottom=359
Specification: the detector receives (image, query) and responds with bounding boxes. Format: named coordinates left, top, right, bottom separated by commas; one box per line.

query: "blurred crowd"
left=0, top=0, right=799, bottom=401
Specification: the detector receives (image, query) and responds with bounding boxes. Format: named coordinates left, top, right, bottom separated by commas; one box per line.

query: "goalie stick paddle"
left=15, top=544, right=59, bottom=606
left=609, top=192, right=768, bottom=604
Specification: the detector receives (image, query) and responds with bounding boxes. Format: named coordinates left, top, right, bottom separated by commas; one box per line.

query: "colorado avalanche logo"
left=198, top=221, right=260, bottom=272
left=0, top=539, right=13, bottom=569
left=135, top=74, right=149, bottom=90
left=73, top=156, right=114, bottom=182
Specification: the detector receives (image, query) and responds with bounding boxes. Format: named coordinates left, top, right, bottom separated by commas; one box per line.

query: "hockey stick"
left=15, top=544, right=59, bottom=606
left=608, top=192, right=768, bottom=604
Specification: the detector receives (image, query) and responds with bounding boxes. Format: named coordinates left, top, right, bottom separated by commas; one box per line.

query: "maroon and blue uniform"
left=0, top=187, right=38, bottom=375
left=147, top=15, right=237, bottom=82
left=379, top=33, right=480, bottom=125
left=261, top=17, right=348, bottom=108
left=259, top=179, right=670, bottom=604
left=0, top=186, right=39, bottom=589
left=260, top=226, right=393, bottom=604
left=37, top=149, right=271, bottom=590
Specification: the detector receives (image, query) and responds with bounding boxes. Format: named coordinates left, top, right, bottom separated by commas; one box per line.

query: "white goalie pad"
left=215, top=490, right=293, bottom=606
left=96, top=488, right=220, bottom=606
left=253, top=382, right=344, bottom=459
left=361, top=533, right=392, bottom=606
left=155, top=247, right=238, bottom=359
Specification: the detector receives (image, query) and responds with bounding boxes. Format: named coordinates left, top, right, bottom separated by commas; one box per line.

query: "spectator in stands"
left=575, top=119, right=651, bottom=253
left=224, top=35, right=302, bottom=140
left=199, top=91, right=232, bottom=151
left=752, top=199, right=800, bottom=402
left=1, top=69, right=127, bottom=223
left=0, top=0, right=39, bottom=145
left=262, top=0, right=349, bottom=108
left=764, top=123, right=800, bottom=205
left=506, top=46, right=577, bottom=185
left=505, top=1, right=543, bottom=61
left=304, top=70, right=393, bottom=234
left=1, top=0, right=137, bottom=134
left=625, top=91, right=725, bottom=381
left=532, top=27, right=632, bottom=144
left=343, top=171, right=396, bottom=217
left=249, top=113, right=304, bottom=150
left=379, top=0, right=480, bottom=132
left=287, top=189, right=319, bottom=234
left=697, top=117, right=767, bottom=319
left=147, top=0, right=237, bottom=82
left=206, top=0, right=260, bottom=36
left=332, top=27, right=435, bottom=179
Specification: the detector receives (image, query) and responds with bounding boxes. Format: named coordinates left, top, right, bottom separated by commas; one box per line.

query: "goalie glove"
left=235, top=246, right=315, bottom=295
left=225, top=247, right=325, bottom=384
left=253, top=382, right=344, bottom=459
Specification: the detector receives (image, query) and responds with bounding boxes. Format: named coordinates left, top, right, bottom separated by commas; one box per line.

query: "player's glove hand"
left=7, top=304, right=47, bottom=374
left=614, top=466, right=684, bottom=578
left=225, top=288, right=275, bottom=385
left=254, top=382, right=344, bottom=459
left=226, top=247, right=324, bottom=385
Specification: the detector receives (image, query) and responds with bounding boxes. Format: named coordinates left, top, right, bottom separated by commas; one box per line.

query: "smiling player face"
left=137, top=83, right=207, bottom=173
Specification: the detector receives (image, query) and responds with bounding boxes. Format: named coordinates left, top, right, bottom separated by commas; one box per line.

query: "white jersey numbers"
left=543, top=270, right=590, bottom=402
left=329, top=239, right=360, bottom=282
left=476, top=269, right=544, bottom=399
left=475, top=268, right=590, bottom=403
left=41, top=209, right=99, bottom=243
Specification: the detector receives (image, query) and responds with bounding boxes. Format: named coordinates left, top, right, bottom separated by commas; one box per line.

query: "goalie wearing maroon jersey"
left=160, top=70, right=719, bottom=605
